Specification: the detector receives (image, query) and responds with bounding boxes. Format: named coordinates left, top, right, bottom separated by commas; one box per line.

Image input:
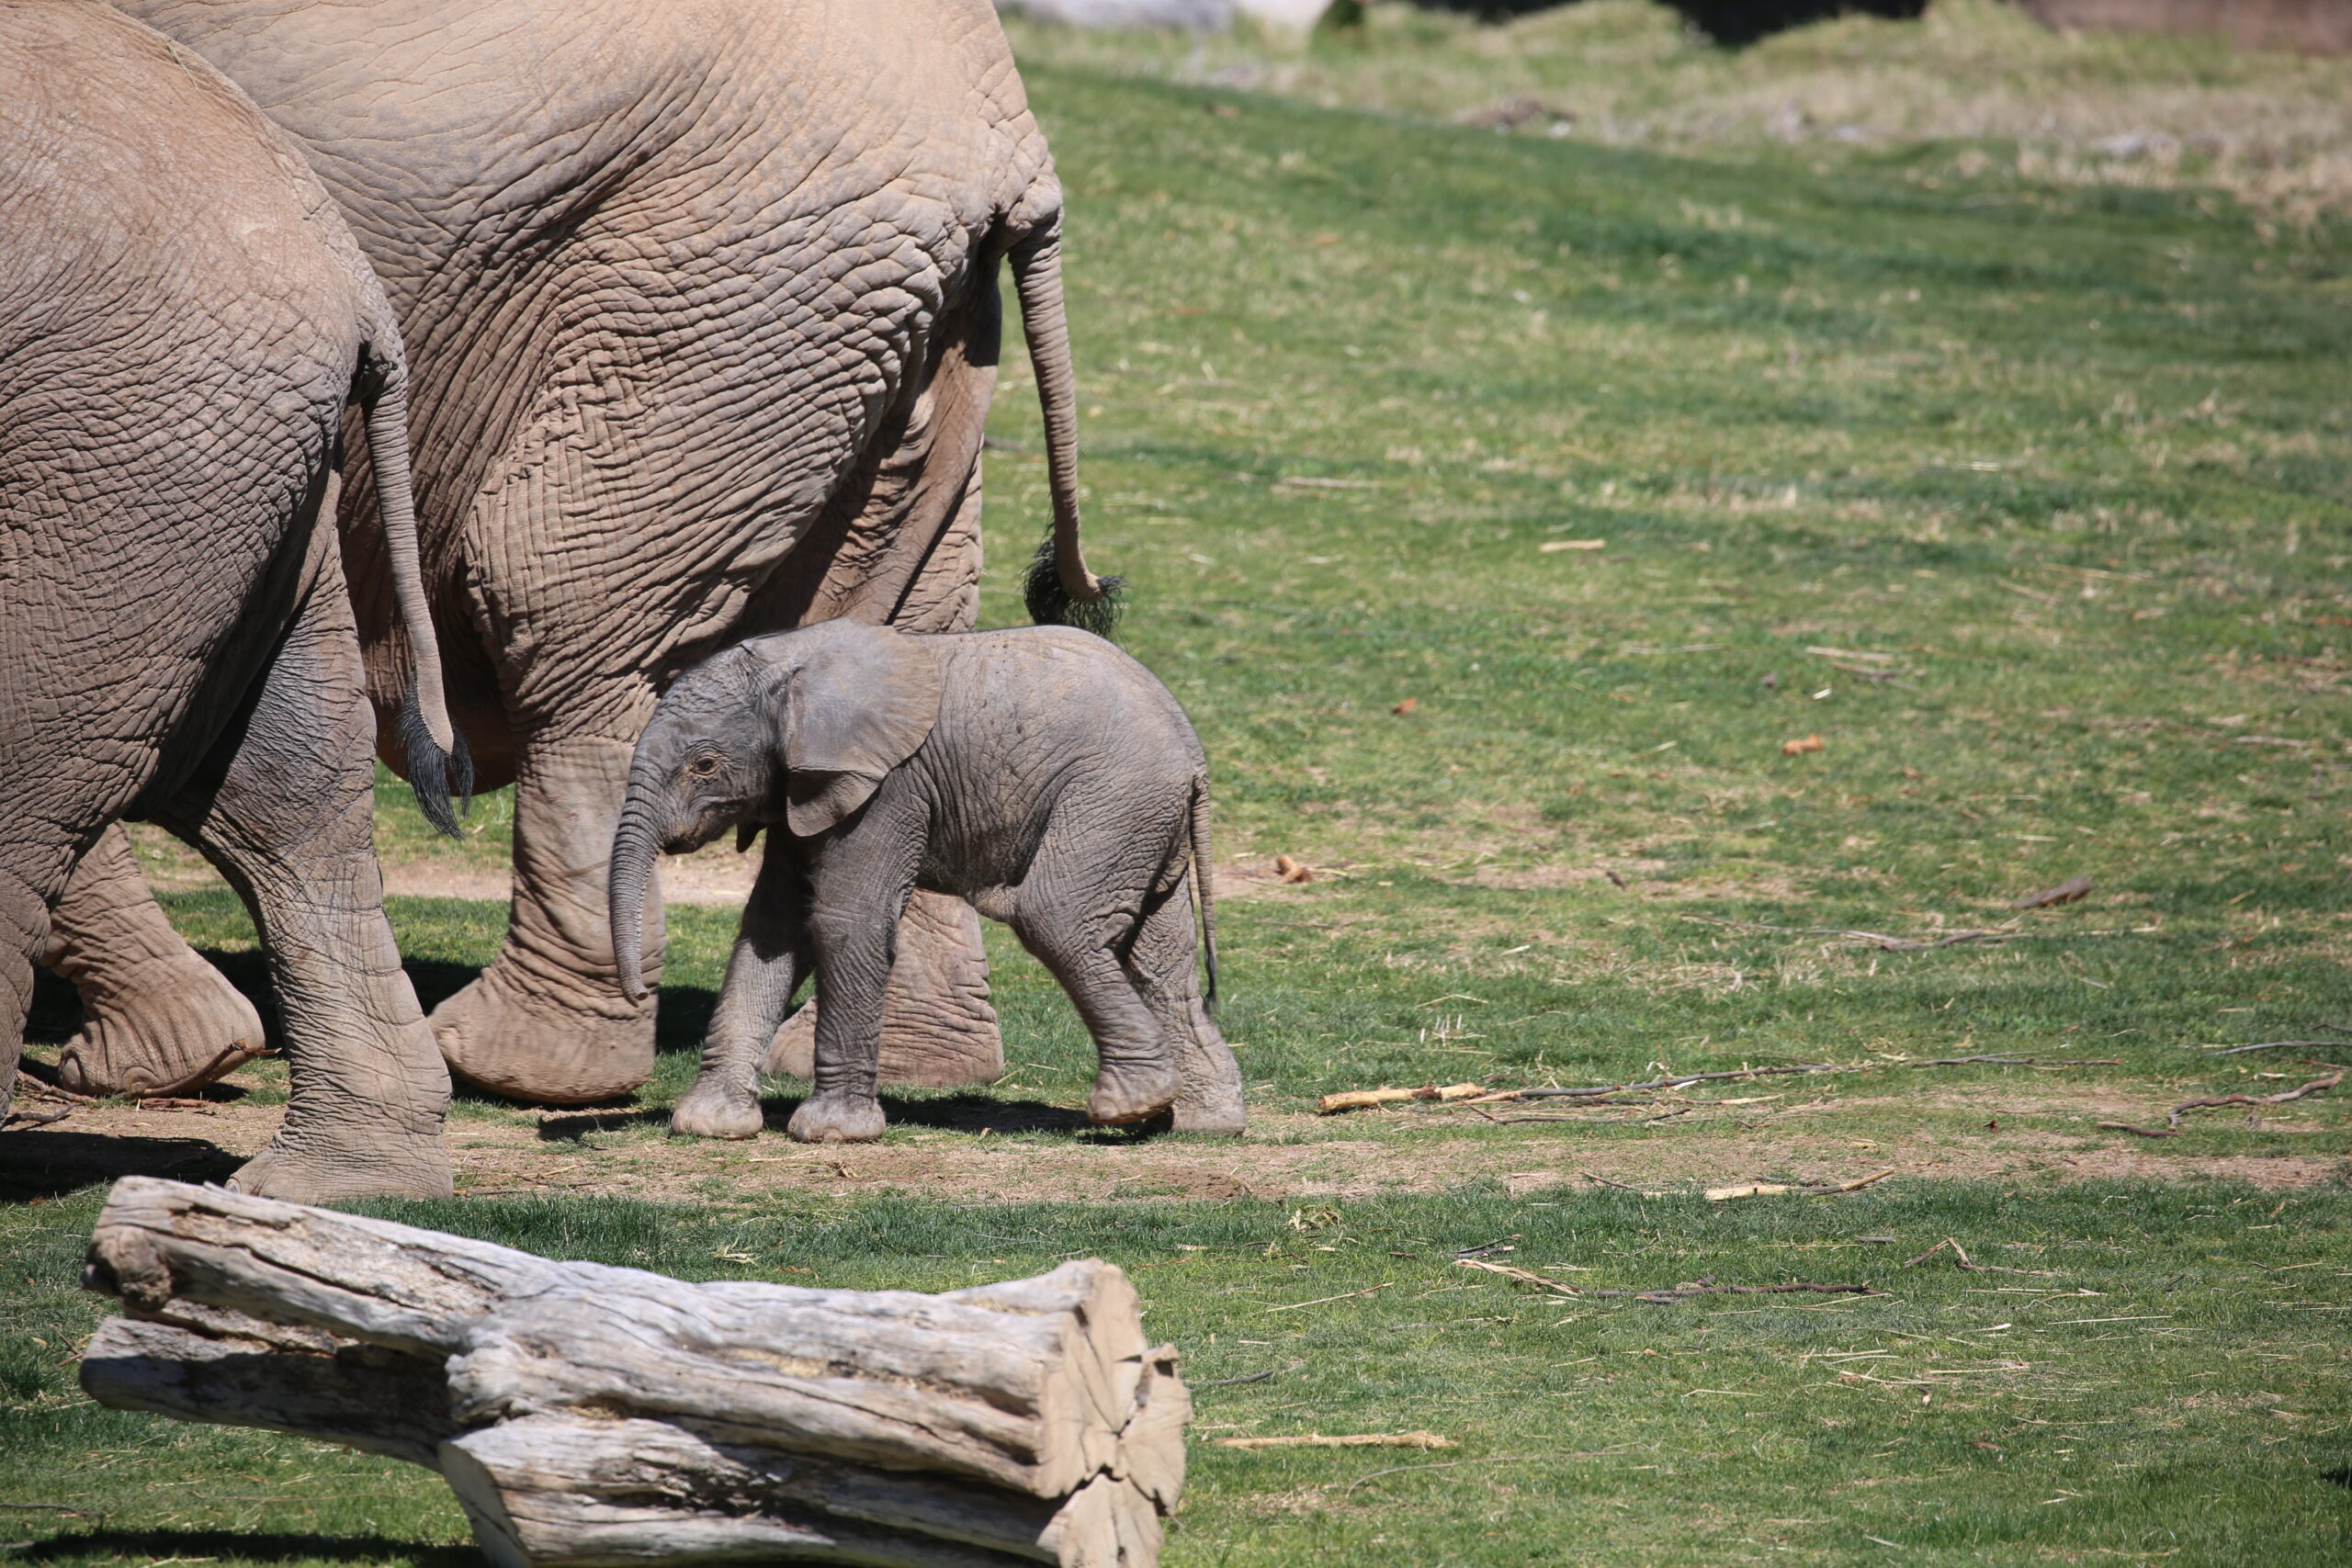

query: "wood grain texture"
left=78, top=1178, right=1184, bottom=1567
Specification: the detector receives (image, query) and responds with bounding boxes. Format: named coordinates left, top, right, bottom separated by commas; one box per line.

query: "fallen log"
left=79, top=1179, right=1184, bottom=1568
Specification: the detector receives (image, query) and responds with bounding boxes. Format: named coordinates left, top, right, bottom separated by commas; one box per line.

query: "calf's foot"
left=673, top=1077, right=763, bottom=1140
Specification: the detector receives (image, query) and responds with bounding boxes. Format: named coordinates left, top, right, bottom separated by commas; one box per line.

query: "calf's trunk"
left=607, top=800, right=660, bottom=1003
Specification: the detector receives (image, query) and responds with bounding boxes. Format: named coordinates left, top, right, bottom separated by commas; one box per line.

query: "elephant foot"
left=1087, top=1061, right=1181, bottom=1127
left=228, top=1122, right=453, bottom=1202
left=673, top=1077, right=763, bottom=1140
left=1170, top=1024, right=1248, bottom=1136
left=54, top=951, right=266, bottom=1099
left=433, top=965, right=652, bottom=1105
left=786, top=1091, right=887, bottom=1144
left=763, top=994, right=1004, bottom=1088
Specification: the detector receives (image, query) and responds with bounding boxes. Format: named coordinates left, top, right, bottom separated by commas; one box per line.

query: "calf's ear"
left=772, top=622, right=944, bottom=837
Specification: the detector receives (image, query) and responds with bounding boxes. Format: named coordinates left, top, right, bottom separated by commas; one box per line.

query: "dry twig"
left=2167, top=1070, right=2344, bottom=1129
left=2201, top=1040, right=2352, bottom=1056
left=2013, top=875, right=2093, bottom=909
left=1453, top=1258, right=1580, bottom=1296
left=2098, top=1121, right=2178, bottom=1138
left=1902, top=1236, right=1973, bottom=1269
left=1682, top=913, right=2022, bottom=952
left=1317, top=1082, right=1485, bottom=1114
left=1455, top=1256, right=1883, bottom=1306
left=1706, top=1169, right=1894, bottom=1201
left=1215, top=1432, right=1453, bottom=1451
left=1264, top=1282, right=1391, bottom=1314
left=1470, top=1056, right=2110, bottom=1108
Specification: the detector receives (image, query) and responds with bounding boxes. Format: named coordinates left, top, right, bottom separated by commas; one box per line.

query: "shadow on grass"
left=536, top=1108, right=671, bottom=1141
left=0, top=1132, right=241, bottom=1202
left=871, top=1092, right=1170, bottom=1145
left=14, top=1530, right=478, bottom=1568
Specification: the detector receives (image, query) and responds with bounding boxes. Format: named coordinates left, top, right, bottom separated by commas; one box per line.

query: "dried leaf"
left=1392, top=696, right=1419, bottom=716
left=1781, top=734, right=1825, bottom=755
left=1274, top=853, right=1313, bottom=884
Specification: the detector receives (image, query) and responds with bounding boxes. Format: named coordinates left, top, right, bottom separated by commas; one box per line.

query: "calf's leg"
left=675, top=840, right=808, bottom=1139
left=1125, top=874, right=1246, bottom=1134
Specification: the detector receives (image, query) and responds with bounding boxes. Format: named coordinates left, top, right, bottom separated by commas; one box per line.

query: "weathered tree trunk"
left=79, top=1179, right=1185, bottom=1567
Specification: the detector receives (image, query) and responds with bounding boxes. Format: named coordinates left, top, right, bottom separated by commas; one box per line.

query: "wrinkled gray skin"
left=609, top=622, right=1245, bottom=1144
left=55, top=0, right=1112, bottom=1107
left=0, top=1, right=462, bottom=1200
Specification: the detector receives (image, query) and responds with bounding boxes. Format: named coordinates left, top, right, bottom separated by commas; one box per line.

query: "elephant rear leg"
left=42, top=823, right=266, bottom=1098
left=1010, top=885, right=1182, bottom=1127
left=155, top=526, right=450, bottom=1202
left=1125, top=875, right=1245, bottom=1135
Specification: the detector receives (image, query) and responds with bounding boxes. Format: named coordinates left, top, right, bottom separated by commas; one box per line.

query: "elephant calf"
left=608, top=620, right=1245, bottom=1143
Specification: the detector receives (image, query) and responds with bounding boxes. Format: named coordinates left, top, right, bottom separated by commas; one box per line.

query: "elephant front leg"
left=159, top=529, right=450, bottom=1202
left=786, top=845, right=913, bottom=1145
left=676, top=842, right=808, bottom=1140
left=41, top=823, right=266, bottom=1098
left=431, top=728, right=659, bottom=1104
left=762, top=889, right=1000, bottom=1087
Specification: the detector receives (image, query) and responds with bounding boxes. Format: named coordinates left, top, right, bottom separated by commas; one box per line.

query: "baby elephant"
left=609, top=619, right=1245, bottom=1143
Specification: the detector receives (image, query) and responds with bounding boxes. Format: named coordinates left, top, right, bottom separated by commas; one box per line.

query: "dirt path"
left=6, top=1086, right=2338, bottom=1205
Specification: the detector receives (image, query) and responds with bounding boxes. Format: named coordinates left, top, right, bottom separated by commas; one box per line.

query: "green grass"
left=4, top=1186, right=2349, bottom=1564
left=11, top=10, right=2352, bottom=1563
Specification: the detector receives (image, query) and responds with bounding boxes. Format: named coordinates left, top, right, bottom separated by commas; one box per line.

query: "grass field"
left=6, top=4, right=2352, bottom=1562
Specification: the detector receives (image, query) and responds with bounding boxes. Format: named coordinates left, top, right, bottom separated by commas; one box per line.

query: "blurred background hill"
left=1001, top=0, right=2352, bottom=225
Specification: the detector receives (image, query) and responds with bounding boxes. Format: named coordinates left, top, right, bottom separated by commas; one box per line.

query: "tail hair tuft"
left=398, top=680, right=474, bottom=839
left=1023, top=536, right=1125, bottom=639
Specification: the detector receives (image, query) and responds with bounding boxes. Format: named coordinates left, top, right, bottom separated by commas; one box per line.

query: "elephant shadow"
left=841, top=1092, right=1167, bottom=1145
left=0, top=1130, right=241, bottom=1202
left=8, top=1532, right=478, bottom=1568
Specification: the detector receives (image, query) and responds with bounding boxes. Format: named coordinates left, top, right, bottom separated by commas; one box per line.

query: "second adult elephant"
left=61, top=0, right=1114, bottom=1104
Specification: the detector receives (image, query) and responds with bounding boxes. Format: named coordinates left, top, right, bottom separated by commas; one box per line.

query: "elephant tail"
left=359, top=340, right=471, bottom=837
left=1009, top=219, right=1123, bottom=637
left=1189, top=773, right=1217, bottom=1018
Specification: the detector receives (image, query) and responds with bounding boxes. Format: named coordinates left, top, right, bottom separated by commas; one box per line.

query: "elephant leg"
left=431, top=728, right=659, bottom=1103
left=763, top=310, right=1002, bottom=1091
left=678, top=840, right=808, bottom=1140
left=155, top=525, right=450, bottom=1202
left=785, top=908, right=899, bottom=1146
left=1126, top=875, right=1246, bottom=1135
left=762, top=889, right=999, bottom=1087
left=1011, top=881, right=1182, bottom=1128
left=41, top=823, right=266, bottom=1098
left=0, top=838, right=74, bottom=1124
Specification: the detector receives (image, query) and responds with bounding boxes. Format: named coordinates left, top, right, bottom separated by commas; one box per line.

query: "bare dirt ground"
left=6, top=1081, right=2340, bottom=1205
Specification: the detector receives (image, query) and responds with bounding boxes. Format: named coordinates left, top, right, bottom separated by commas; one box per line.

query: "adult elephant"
left=58, top=0, right=1113, bottom=1105
left=1, top=0, right=463, bottom=1198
